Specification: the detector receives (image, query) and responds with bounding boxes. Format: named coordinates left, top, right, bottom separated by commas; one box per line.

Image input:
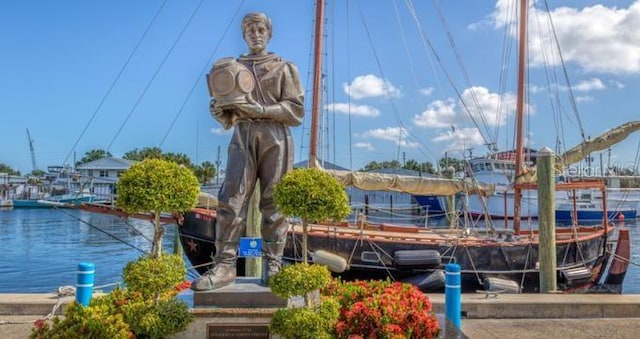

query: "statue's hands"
left=209, top=98, right=235, bottom=130
left=209, top=98, right=223, bottom=115
left=234, top=97, right=264, bottom=119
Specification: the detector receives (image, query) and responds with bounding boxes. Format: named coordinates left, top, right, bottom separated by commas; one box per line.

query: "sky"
left=1, top=0, right=639, bottom=175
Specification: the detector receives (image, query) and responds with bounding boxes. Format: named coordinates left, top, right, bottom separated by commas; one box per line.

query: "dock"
left=1, top=293, right=639, bottom=338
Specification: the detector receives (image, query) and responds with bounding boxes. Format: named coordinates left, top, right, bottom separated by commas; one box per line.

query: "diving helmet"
left=206, top=57, right=255, bottom=107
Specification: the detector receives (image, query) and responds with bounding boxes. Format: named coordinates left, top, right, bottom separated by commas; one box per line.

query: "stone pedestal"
left=193, top=277, right=286, bottom=308
left=177, top=278, right=286, bottom=338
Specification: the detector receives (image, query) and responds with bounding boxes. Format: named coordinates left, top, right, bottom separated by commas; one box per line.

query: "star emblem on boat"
left=187, top=239, right=198, bottom=253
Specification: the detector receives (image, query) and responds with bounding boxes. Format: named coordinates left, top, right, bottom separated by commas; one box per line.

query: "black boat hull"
left=179, top=209, right=623, bottom=293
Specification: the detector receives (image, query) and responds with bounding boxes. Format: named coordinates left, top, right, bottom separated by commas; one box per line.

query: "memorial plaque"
left=207, top=323, right=269, bottom=338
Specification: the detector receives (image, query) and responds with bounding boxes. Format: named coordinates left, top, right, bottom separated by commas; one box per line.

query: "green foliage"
left=116, top=158, right=199, bottom=215
left=123, top=254, right=186, bottom=299
left=439, top=156, right=466, bottom=173
left=0, top=163, right=20, bottom=176
left=31, top=256, right=194, bottom=339
left=76, top=149, right=113, bottom=166
left=121, top=296, right=193, bottom=339
left=30, top=169, right=46, bottom=177
left=123, top=147, right=164, bottom=161
left=270, top=297, right=340, bottom=339
left=30, top=301, right=131, bottom=339
left=116, top=158, right=199, bottom=257
left=193, top=160, right=217, bottom=184
left=274, top=168, right=350, bottom=223
left=269, top=264, right=332, bottom=299
left=269, top=264, right=338, bottom=338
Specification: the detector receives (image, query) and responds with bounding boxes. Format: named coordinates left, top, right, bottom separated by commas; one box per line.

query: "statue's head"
left=242, top=12, right=272, bottom=54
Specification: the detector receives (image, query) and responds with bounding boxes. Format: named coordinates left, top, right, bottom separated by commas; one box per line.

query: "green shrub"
left=269, top=297, right=340, bottom=339
left=268, top=263, right=332, bottom=300
left=123, top=254, right=186, bottom=298
left=30, top=301, right=131, bottom=339
left=31, top=255, right=193, bottom=338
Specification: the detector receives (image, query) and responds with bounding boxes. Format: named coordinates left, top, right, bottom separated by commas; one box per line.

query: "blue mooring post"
left=445, top=263, right=461, bottom=329
left=76, top=262, right=95, bottom=306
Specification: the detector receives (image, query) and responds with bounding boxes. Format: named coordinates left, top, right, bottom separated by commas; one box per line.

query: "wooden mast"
left=513, top=0, right=528, bottom=233
left=308, top=0, right=325, bottom=168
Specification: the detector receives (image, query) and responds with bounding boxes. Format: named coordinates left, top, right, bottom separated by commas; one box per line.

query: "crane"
left=26, top=128, right=37, bottom=172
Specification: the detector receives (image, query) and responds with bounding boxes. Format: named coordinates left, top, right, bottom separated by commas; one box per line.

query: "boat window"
left=485, top=162, right=494, bottom=171
left=477, top=163, right=486, bottom=171
left=361, top=251, right=381, bottom=264
left=507, top=164, right=515, bottom=170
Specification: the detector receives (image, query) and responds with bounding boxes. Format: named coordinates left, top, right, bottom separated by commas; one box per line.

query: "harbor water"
left=1, top=208, right=639, bottom=293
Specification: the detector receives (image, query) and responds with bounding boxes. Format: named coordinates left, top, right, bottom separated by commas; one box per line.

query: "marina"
left=1, top=207, right=639, bottom=294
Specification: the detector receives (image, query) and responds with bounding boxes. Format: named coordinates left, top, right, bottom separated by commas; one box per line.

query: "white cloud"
left=432, top=127, right=485, bottom=152
left=413, top=99, right=457, bottom=128
left=530, top=84, right=544, bottom=94
left=460, top=86, right=519, bottom=127
left=572, top=78, right=606, bottom=92
left=412, top=86, right=527, bottom=133
left=576, top=95, right=594, bottom=103
left=488, top=0, right=640, bottom=74
left=343, top=74, right=401, bottom=99
left=211, top=127, right=231, bottom=135
left=420, top=87, right=435, bottom=96
left=354, top=142, right=374, bottom=151
left=362, top=127, right=419, bottom=148
left=326, top=102, right=380, bottom=117
left=609, top=80, right=625, bottom=89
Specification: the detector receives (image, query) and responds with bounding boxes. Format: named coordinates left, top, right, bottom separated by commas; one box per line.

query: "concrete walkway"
left=2, top=293, right=640, bottom=338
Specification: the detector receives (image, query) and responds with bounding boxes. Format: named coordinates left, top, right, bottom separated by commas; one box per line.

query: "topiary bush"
left=269, top=297, right=340, bottom=339
left=274, top=167, right=350, bottom=263
left=30, top=255, right=194, bottom=339
left=123, top=254, right=186, bottom=299
left=116, top=158, right=199, bottom=258
left=268, top=264, right=339, bottom=339
left=268, top=263, right=332, bottom=303
left=30, top=301, right=131, bottom=339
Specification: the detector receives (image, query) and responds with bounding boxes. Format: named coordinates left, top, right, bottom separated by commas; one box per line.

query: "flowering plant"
left=324, top=280, right=440, bottom=339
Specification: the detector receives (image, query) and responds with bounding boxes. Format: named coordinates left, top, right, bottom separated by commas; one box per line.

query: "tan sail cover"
left=560, top=121, right=640, bottom=167
left=324, top=169, right=486, bottom=196
left=517, top=120, right=640, bottom=183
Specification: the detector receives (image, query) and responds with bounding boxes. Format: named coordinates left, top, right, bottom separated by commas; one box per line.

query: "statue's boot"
left=262, top=241, right=286, bottom=285
left=191, top=241, right=237, bottom=291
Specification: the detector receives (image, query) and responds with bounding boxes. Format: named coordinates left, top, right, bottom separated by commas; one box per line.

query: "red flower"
left=174, top=280, right=192, bottom=292
left=325, top=280, right=440, bottom=338
left=33, top=319, right=46, bottom=329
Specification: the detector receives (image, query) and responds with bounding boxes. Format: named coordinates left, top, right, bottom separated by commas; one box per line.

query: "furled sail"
left=517, top=120, right=640, bottom=183
left=560, top=120, right=640, bottom=167
left=324, top=169, right=488, bottom=196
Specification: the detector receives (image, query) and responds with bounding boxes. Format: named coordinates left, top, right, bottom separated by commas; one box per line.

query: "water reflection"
left=0, top=208, right=638, bottom=293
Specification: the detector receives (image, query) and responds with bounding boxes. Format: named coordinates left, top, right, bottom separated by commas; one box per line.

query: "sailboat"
left=180, top=0, right=632, bottom=293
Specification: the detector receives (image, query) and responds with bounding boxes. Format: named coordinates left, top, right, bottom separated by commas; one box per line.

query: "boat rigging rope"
left=464, top=245, right=484, bottom=286
left=108, top=0, right=206, bottom=152
left=355, top=0, right=438, bottom=162
left=62, top=0, right=170, bottom=167
left=519, top=243, right=533, bottom=291
left=159, top=0, right=247, bottom=147
left=607, top=249, right=640, bottom=268
left=541, top=0, right=586, bottom=142
left=403, top=0, right=493, bottom=151
left=59, top=209, right=148, bottom=254
left=432, top=0, right=494, bottom=146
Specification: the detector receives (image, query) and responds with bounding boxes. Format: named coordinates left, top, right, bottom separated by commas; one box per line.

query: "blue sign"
left=239, top=237, right=262, bottom=257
